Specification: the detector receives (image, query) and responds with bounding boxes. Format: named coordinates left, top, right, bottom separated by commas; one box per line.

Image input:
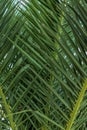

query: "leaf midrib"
left=65, top=79, right=87, bottom=130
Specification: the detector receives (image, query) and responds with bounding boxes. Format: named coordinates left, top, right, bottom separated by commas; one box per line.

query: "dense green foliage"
left=0, top=0, right=87, bottom=130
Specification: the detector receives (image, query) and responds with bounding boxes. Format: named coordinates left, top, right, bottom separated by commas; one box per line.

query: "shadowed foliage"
left=0, top=0, right=87, bottom=130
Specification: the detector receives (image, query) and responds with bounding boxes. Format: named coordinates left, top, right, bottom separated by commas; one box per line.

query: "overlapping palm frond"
left=0, top=0, right=87, bottom=130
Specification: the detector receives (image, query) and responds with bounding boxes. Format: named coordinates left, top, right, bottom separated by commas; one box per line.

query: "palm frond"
left=0, top=0, right=87, bottom=130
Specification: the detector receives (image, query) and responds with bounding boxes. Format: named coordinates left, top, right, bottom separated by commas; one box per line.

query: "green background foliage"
left=0, top=0, right=87, bottom=130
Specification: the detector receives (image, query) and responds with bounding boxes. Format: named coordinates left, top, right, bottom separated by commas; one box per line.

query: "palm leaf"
left=0, top=0, right=87, bottom=130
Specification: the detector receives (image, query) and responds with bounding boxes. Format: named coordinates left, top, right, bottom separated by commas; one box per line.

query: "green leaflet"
left=0, top=87, right=17, bottom=130
left=66, top=79, right=87, bottom=130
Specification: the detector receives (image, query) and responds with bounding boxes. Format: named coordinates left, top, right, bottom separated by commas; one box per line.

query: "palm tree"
left=0, top=0, right=87, bottom=129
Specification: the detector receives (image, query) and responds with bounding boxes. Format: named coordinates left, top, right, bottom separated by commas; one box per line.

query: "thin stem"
left=65, top=79, right=87, bottom=130
left=0, top=87, right=17, bottom=130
